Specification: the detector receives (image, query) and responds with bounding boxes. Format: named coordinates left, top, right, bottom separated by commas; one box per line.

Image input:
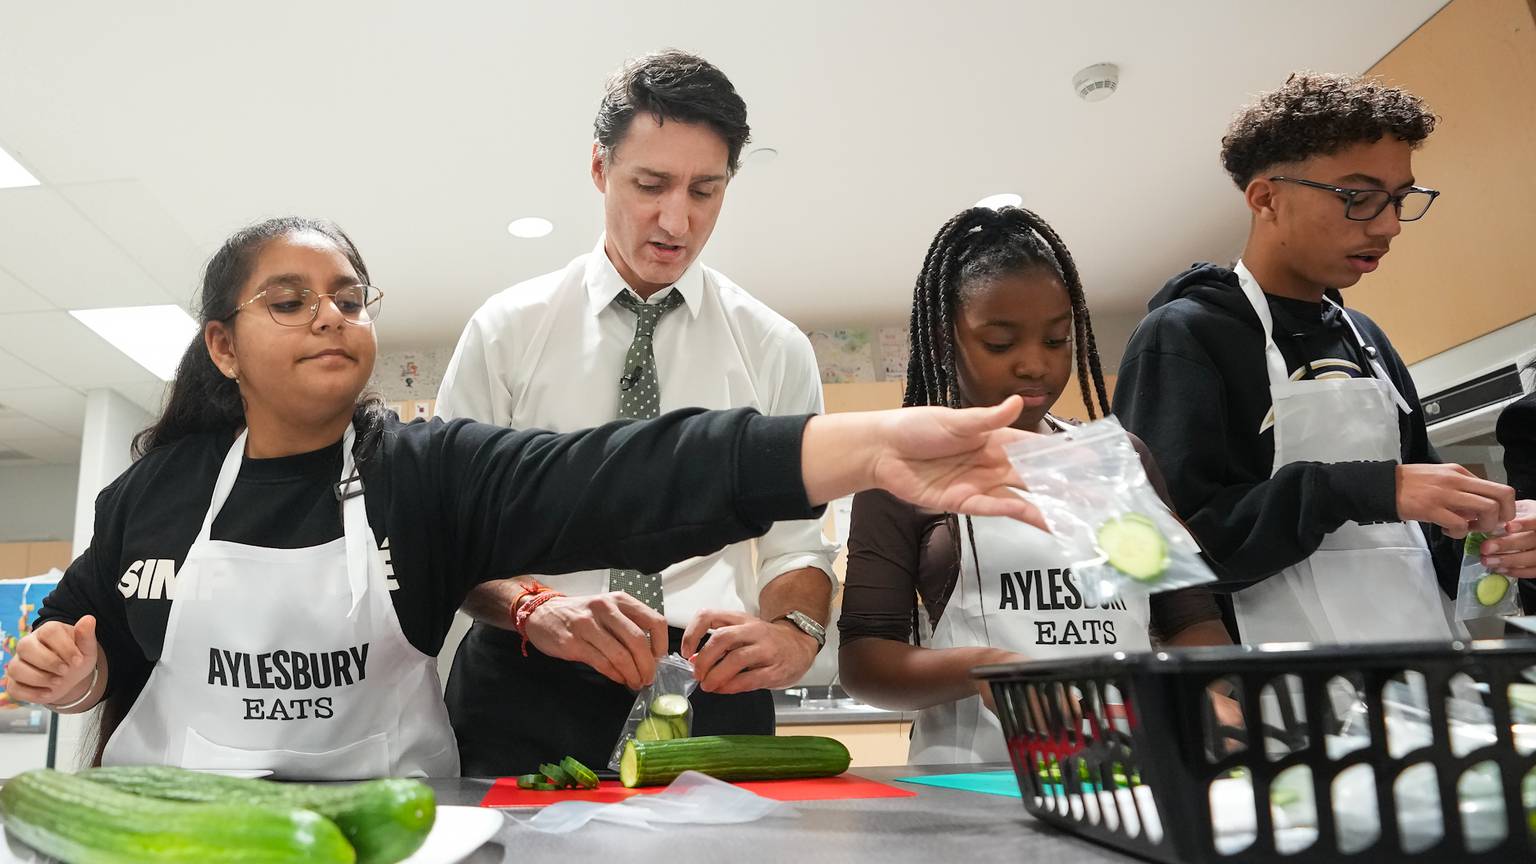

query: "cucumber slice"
left=1465, top=532, right=1491, bottom=556
left=539, top=762, right=571, bottom=787
left=668, top=716, right=690, bottom=740
left=635, top=716, right=675, bottom=741
left=560, top=756, right=600, bottom=790
left=526, top=780, right=560, bottom=791
left=649, top=694, right=690, bottom=717
left=1475, top=573, right=1510, bottom=607
left=515, top=773, right=545, bottom=789
left=1097, top=514, right=1169, bottom=582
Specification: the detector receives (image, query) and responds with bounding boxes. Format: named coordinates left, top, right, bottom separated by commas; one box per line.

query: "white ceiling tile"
left=0, top=266, right=52, bottom=314
left=6, top=435, right=82, bottom=465
left=0, top=311, right=163, bottom=388
left=57, top=180, right=207, bottom=305
left=0, top=345, right=59, bottom=389
left=0, top=386, right=86, bottom=434
left=0, top=416, right=56, bottom=439
left=0, top=187, right=174, bottom=309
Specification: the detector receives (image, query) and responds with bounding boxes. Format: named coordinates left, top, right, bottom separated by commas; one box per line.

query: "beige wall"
left=1349, top=0, right=1536, bottom=363
left=0, top=542, right=71, bottom=580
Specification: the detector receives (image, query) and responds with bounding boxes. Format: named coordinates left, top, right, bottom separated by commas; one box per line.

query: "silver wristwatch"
left=774, top=610, right=827, bottom=651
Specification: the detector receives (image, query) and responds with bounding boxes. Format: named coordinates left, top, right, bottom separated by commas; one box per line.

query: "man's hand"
left=5, top=616, right=100, bottom=709
left=681, top=609, right=820, bottom=695
left=523, top=592, right=667, bottom=690
left=1478, top=499, right=1536, bottom=579
left=1396, top=463, right=1515, bottom=538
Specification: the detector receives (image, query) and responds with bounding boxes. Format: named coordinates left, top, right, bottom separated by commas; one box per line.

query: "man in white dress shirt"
left=436, top=50, right=836, bottom=775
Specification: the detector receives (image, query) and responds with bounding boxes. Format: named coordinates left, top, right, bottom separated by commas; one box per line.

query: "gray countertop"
left=430, top=764, right=1145, bottom=863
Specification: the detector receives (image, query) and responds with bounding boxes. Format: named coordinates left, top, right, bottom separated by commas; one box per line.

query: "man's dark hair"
left=594, top=50, right=751, bottom=175
left=1220, top=72, right=1438, bottom=189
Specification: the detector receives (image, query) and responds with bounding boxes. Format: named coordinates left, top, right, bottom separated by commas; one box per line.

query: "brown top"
left=838, top=429, right=1223, bottom=646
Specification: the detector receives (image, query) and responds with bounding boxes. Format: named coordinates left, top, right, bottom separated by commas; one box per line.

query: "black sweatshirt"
left=1112, top=263, right=1461, bottom=593
left=37, top=408, right=817, bottom=708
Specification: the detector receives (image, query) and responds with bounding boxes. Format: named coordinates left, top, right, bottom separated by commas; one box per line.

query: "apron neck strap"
left=1321, top=297, right=1414, bottom=415
left=196, top=425, right=372, bottom=616
left=1234, top=262, right=1412, bottom=416
left=1233, top=262, right=1291, bottom=388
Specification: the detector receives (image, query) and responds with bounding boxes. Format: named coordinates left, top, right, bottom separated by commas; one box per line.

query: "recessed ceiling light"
left=0, top=144, right=40, bottom=190
left=976, top=193, right=1022, bottom=210
left=70, top=305, right=198, bottom=382
left=507, top=217, right=554, bottom=239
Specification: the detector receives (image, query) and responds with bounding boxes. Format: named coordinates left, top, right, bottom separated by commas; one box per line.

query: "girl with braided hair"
left=837, top=205, right=1229, bottom=765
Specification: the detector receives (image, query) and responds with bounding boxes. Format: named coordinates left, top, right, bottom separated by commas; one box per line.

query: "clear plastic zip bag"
left=1005, top=417, right=1216, bottom=605
left=608, top=653, right=697, bottom=771
left=1455, top=531, right=1521, bottom=621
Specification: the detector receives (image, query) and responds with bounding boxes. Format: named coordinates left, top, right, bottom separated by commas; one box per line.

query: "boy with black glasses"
left=1114, top=73, right=1534, bottom=645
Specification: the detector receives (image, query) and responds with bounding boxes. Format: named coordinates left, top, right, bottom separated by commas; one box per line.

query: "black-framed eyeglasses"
left=230, top=284, right=383, bottom=327
left=1269, top=176, right=1439, bottom=222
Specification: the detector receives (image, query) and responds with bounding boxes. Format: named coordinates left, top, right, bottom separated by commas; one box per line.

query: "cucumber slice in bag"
left=649, top=693, right=690, bottom=717
left=635, top=716, right=675, bottom=741
left=1096, top=514, right=1170, bottom=582
left=1475, top=573, right=1510, bottom=607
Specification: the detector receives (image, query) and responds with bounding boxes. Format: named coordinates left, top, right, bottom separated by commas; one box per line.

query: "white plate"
left=1, top=805, right=505, bottom=864
left=401, top=806, right=505, bottom=864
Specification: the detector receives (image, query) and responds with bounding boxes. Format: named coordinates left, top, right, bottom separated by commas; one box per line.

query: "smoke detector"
left=1072, top=63, right=1120, bottom=102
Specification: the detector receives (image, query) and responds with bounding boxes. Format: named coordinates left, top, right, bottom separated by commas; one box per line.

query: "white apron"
left=1230, top=267, right=1453, bottom=645
left=908, top=515, right=1152, bottom=765
left=102, top=427, right=460, bottom=779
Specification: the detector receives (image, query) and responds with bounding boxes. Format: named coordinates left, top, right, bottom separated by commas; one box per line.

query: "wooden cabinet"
left=0, top=542, right=72, bottom=580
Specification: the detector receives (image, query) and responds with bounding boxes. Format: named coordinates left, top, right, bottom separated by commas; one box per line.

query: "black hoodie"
left=1113, top=263, right=1461, bottom=594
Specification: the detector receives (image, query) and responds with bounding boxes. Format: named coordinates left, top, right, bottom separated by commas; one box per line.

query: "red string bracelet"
left=513, top=590, right=564, bottom=657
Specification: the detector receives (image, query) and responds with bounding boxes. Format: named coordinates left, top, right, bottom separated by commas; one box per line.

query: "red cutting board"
left=480, top=774, right=916, bottom=808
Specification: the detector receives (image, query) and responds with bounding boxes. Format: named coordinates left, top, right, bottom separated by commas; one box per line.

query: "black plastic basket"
left=976, top=640, right=1536, bottom=863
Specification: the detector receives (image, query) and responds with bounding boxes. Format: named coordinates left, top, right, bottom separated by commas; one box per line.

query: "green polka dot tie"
left=608, top=289, right=686, bottom=612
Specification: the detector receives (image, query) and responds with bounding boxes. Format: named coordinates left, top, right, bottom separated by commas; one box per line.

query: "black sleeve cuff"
left=1324, top=460, right=1399, bottom=524
left=735, top=413, right=823, bottom=526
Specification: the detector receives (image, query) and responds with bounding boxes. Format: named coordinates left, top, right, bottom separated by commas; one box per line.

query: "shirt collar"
left=583, top=234, right=704, bottom=319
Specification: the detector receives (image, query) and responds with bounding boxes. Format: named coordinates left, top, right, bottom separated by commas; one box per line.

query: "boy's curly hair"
left=1220, top=72, right=1438, bottom=189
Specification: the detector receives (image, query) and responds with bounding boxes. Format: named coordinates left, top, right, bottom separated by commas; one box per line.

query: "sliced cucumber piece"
left=635, top=716, right=675, bottom=741
left=1097, top=514, right=1169, bottom=582
left=515, top=773, right=546, bottom=789
left=560, top=756, right=600, bottom=790
left=539, top=762, right=571, bottom=787
left=649, top=694, right=690, bottom=717
left=1465, top=532, right=1491, bottom=556
left=1475, top=573, right=1510, bottom=607
left=668, top=716, right=690, bottom=740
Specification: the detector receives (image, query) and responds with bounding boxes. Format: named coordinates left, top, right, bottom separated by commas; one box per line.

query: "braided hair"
left=902, top=205, right=1106, bottom=645
left=904, top=205, right=1107, bottom=416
